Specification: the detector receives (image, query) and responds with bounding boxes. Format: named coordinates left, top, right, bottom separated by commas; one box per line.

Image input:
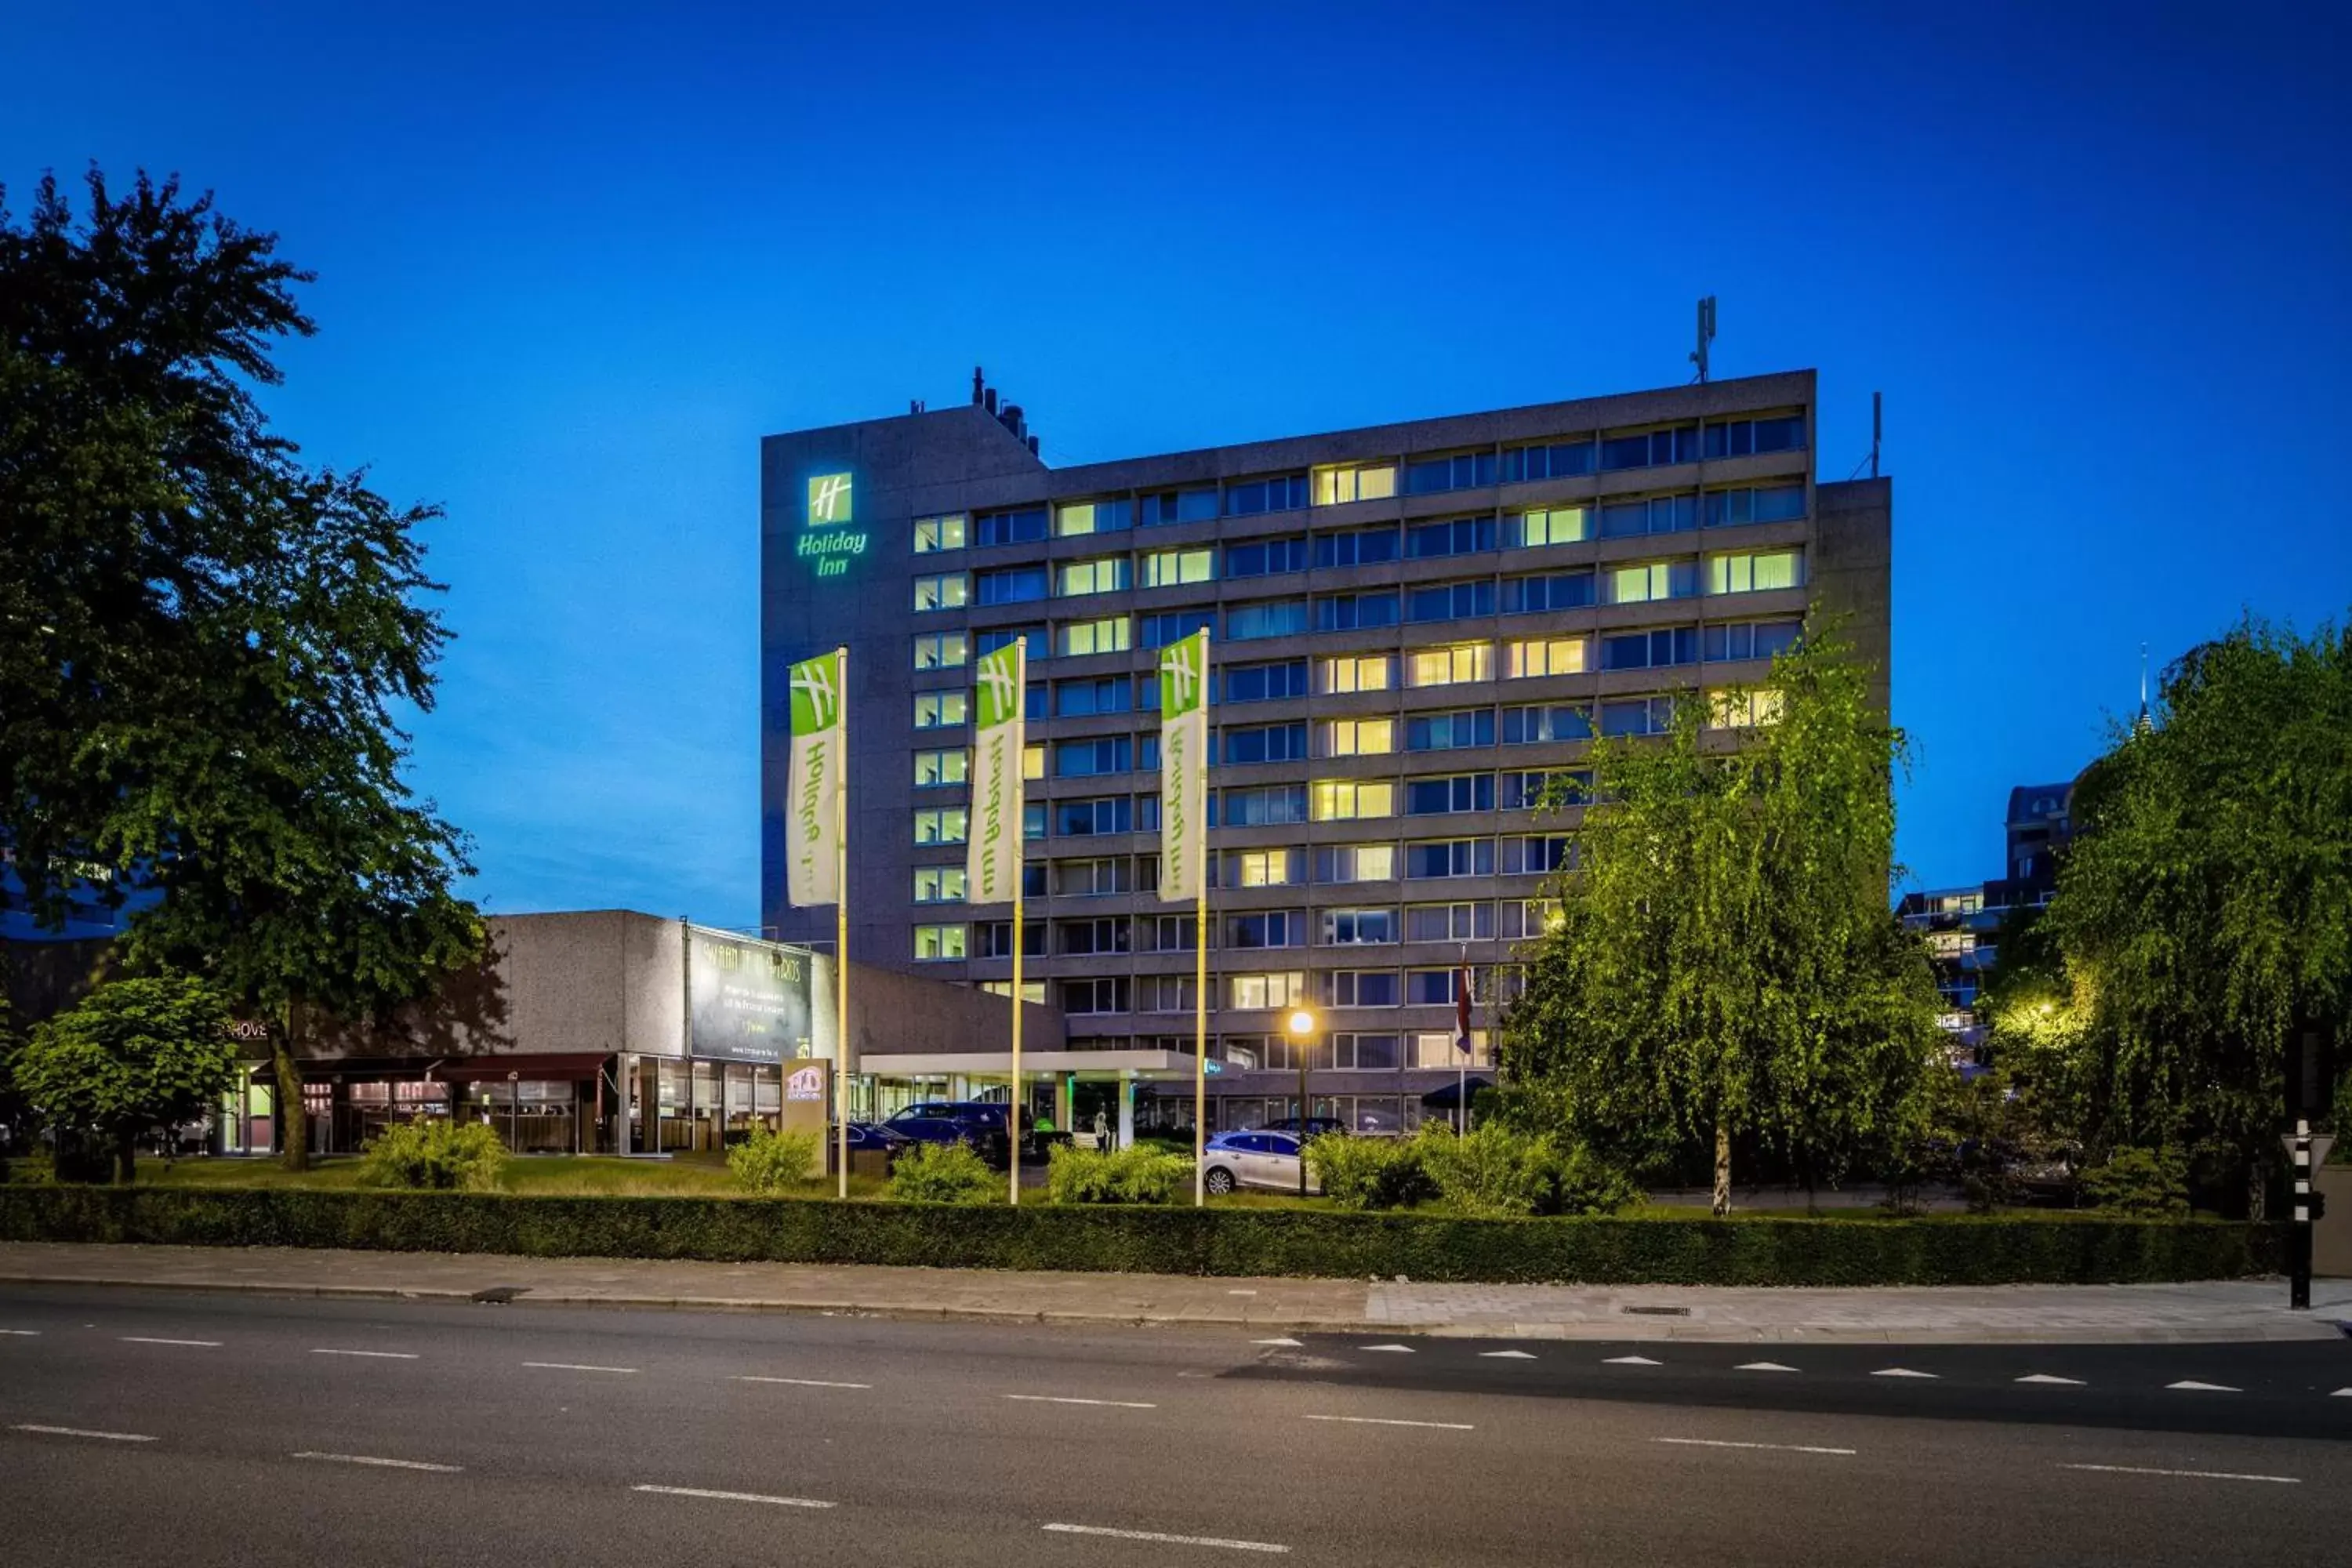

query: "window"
left=1405, top=968, right=1460, bottom=1005
left=1599, top=493, right=1698, bottom=539
left=978, top=625, right=1046, bottom=660
left=1051, top=615, right=1127, bottom=659
left=1225, top=659, right=1308, bottom=703
left=1599, top=696, right=1677, bottom=737
left=1321, top=906, right=1397, bottom=946
left=1404, top=838, right=1494, bottom=878
left=1056, top=916, right=1131, bottom=956
left=1501, top=570, right=1596, bottom=614
left=913, top=807, right=969, bottom=845
left=1500, top=898, right=1563, bottom=938
left=1138, top=547, right=1213, bottom=589
left=1225, top=910, right=1303, bottom=949
left=1706, top=550, right=1804, bottom=595
left=1405, top=579, right=1495, bottom=623
left=1139, top=609, right=1215, bottom=650
left=1218, top=848, right=1302, bottom=888
left=1315, top=590, right=1399, bottom=632
left=1502, top=506, right=1588, bottom=548
left=1406, top=901, right=1494, bottom=942
left=1216, top=784, right=1308, bottom=826
left=1605, top=561, right=1700, bottom=604
left=1501, top=636, right=1586, bottom=677
left=1227, top=972, right=1307, bottom=1011
left=1501, top=438, right=1597, bottom=483
left=1329, top=1032, right=1402, bottom=1069
left=913, top=866, right=967, bottom=903
left=1054, top=857, right=1133, bottom=898
left=1024, top=743, right=1046, bottom=781
left=1060, top=977, right=1131, bottom=1014
left=913, top=573, right=969, bottom=612
left=1501, top=769, right=1586, bottom=809
left=1225, top=475, right=1309, bottom=517
left=1054, top=736, right=1133, bottom=778
left=1601, top=627, right=1700, bottom=671
left=1413, top=1029, right=1490, bottom=1068
left=1222, top=722, right=1308, bottom=765
left=1223, top=536, right=1308, bottom=579
left=1319, top=716, right=1395, bottom=757
left=1142, top=975, right=1199, bottom=1012
left=1406, top=516, right=1496, bottom=558
left=1143, top=488, right=1220, bottom=527
left=1313, top=779, right=1396, bottom=822
left=913, top=748, right=968, bottom=788
left=1501, top=834, right=1576, bottom=874
left=1314, top=463, right=1399, bottom=506
left=977, top=565, right=1047, bottom=605
left=1314, top=843, right=1397, bottom=883
left=913, top=632, right=967, bottom=671
left=1708, top=687, right=1786, bottom=728
left=1405, top=774, right=1494, bottom=815
left=1702, top=619, right=1801, bottom=662
left=913, top=924, right=967, bottom=961
left=1056, top=556, right=1130, bottom=597
left=1024, top=802, right=1045, bottom=839
left=1702, top=413, right=1806, bottom=459
left=913, top=691, right=968, bottom=729
left=1313, top=525, right=1400, bottom=568
left=975, top=920, right=1047, bottom=960
left=1404, top=641, right=1491, bottom=687
left=1055, top=676, right=1131, bottom=717
left=1703, top=484, right=1807, bottom=528
left=1055, top=499, right=1131, bottom=537
left=1054, top=796, right=1132, bottom=836
left=1598, top=425, right=1698, bottom=471
left=975, top=506, right=1047, bottom=547
left=1403, top=452, right=1497, bottom=495
left=1406, top=709, right=1494, bottom=751
left=913, top=514, right=967, bottom=554
left=1501, top=703, right=1592, bottom=744
left=1323, top=971, right=1402, bottom=1007
left=1319, top=652, right=1394, bottom=694
left=1141, top=914, right=1199, bottom=953
left=1227, top=598, right=1308, bottom=641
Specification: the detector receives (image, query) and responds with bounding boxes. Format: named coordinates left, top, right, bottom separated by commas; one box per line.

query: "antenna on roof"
left=1871, top=390, right=1882, bottom=478
left=1690, top=295, right=1717, bottom=383
left=2136, top=643, right=2154, bottom=735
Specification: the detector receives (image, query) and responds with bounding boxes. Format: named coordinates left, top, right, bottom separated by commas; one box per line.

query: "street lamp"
left=1287, top=1007, right=1316, bottom=1197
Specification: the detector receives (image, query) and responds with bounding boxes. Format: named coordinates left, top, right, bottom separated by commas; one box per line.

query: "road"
left=2, top=1283, right=2346, bottom=1566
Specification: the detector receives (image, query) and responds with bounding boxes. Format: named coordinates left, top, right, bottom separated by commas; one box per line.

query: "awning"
left=1418, top=1076, right=1493, bottom=1109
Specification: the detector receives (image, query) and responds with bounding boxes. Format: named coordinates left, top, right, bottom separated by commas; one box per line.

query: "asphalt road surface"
left=2, top=1283, right=2347, bottom=1566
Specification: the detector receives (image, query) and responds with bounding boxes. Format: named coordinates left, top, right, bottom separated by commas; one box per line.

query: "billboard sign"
left=688, top=928, right=813, bottom=1064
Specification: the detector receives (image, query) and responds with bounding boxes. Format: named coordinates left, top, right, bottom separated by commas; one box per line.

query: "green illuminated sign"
left=808, top=472, right=853, bottom=524
left=800, top=470, right=869, bottom=579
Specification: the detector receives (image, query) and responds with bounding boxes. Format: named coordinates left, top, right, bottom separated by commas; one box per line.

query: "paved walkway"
left=1, top=1241, right=2345, bottom=1343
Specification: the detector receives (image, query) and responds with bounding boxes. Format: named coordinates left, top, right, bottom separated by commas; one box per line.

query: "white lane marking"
left=1872, top=1367, right=1937, bottom=1379
left=292, top=1451, right=462, bottom=1473
left=10, top=1424, right=157, bottom=1443
left=2060, top=1463, right=2296, bottom=1485
left=735, top=1376, right=872, bottom=1390
left=1735, top=1361, right=1800, bottom=1373
left=1603, top=1355, right=1662, bottom=1366
left=2016, top=1374, right=2085, bottom=1386
left=633, top=1484, right=834, bottom=1508
left=1, top=1329, right=41, bottom=1337
left=1226, top=1290, right=1258, bottom=1296
left=121, top=1337, right=220, bottom=1348
left=1654, top=1437, right=1853, bottom=1457
left=1359, top=1343, right=1414, bottom=1353
left=1480, top=1349, right=1537, bottom=1359
left=1251, top=1338, right=1303, bottom=1347
left=1003, top=1394, right=1156, bottom=1410
left=2165, top=1380, right=2240, bottom=1392
left=522, top=1362, right=638, bottom=1374
left=1301, top=1414, right=1474, bottom=1431
left=311, top=1349, right=420, bottom=1360
left=2333, top=1388, right=2352, bottom=1398
left=1044, top=1523, right=1288, bottom=1554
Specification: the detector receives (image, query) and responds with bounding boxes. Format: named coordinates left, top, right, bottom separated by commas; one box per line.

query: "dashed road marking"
left=1301, top=1414, right=1473, bottom=1431
left=2333, top=1388, right=2352, bottom=1398
left=1359, top=1344, right=1414, bottom=1353
left=1479, top=1350, right=1537, bottom=1359
left=2060, top=1463, right=2296, bottom=1485
left=522, top=1362, right=638, bottom=1374
left=121, top=1337, right=220, bottom=1348
left=1735, top=1361, right=1800, bottom=1373
left=735, top=1376, right=872, bottom=1390
left=633, top=1484, right=834, bottom=1508
left=10, top=1424, right=156, bottom=1443
left=1250, top=1338, right=1304, bottom=1348
left=1603, top=1355, right=1662, bottom=1366
left=2016, top=1374, right=2085, bottom=1386
left=1872, top=1367, right=1937, bottom=1379
left=0, top=1329, right=41, bottom=1337
left=1654, top=1437, right=1853, bottom=1457
left=1044, top=1523, right=1287, bottom=1553
left=1004, top=1394, right=1156, bottom=1410
left=292, top=1451, right=461, bottom=1473
left=2165, top=1381, right=2239, bottom=1392
left=311, top=1349, right=419, bottom=1360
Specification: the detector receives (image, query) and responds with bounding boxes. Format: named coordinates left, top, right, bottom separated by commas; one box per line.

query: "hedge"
left=0, top=1187, right=2283, bottom=1287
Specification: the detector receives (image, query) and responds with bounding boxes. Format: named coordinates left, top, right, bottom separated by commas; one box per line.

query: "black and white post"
left=2289, top=1120, right=2314, bottom=1312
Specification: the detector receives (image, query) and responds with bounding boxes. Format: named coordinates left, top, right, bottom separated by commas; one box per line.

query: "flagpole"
left=1008, top=640, right=1026, bottom=1207
left=1458, top=942, right=1468, bottom=1135
left=836, top=645, right=851, bottom=1201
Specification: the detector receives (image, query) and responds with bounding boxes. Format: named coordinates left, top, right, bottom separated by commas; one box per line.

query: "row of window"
left=911, top=837, right=1582, bottom=904
left=916, top=895, right=1564, bottom=953
left=907, top=417, right=1809, bottom=554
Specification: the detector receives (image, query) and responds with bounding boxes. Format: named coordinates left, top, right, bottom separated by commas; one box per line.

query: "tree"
left=2042, top=615, right=2351, bottom=1215
left=16, top=976, right=238, bottom=1182
left=1, top=168, right=483, bottom=1167
left=1498, top=624, right=1944, bottom=1214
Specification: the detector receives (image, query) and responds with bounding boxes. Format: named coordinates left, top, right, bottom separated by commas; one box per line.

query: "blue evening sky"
left=7, top=1, right=2347, bottom=926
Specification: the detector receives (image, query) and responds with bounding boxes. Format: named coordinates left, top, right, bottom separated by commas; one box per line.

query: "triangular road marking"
left=2166, top=1380, right=2239, bottom=1392
left=1873, top=1367, right=1938, bottom=1379
left=1735, top=1361, right=1799, bottom=1373
left=1479, top=1350, right=1537, bottom=1359
left=2016, top=1374, right=2085, bottom=1385
left=1360, top=1343, right=1415, bottom=1353
left=1603, top=1355, right=1663, bottom=1366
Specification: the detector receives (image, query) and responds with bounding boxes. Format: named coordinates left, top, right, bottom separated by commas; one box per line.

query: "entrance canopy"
left=859, top=1049, right=1196, bottom=1080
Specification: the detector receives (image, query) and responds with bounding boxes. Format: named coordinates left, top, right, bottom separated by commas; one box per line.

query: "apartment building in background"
left=760, top=368, right=1892, bottom=1134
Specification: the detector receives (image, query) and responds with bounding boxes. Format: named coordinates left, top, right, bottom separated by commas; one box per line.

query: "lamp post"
left=1287, top=1006, right=1316, bottom=1197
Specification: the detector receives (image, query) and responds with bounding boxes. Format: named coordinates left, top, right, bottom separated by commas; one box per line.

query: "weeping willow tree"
left=1498, top=623, right=1941, bottom=1213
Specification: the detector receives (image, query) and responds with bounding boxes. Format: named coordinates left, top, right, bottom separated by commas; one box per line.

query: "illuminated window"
left=913, top=749, right=968, bottom=788
left=1503, top=506, right=1588, bottom=548
left=913, top=924, right=967, bottom=961
left=1312, top=463, right=1399, bottom=506
left=1022, top=743, right=1045, bottom=781
left=1055, top=556, right=1131, bottom=597
left=1319, top=653, right=1394, bottom=695
left=913, top=866, right=967, bottom=903
left=913, top=691, right=968, bottom=729
left=1605, top=561, right=1700, bottom=604
left=1314, top=843, right=1397, bottom=883
left=913, top=514, right=967, bottom=554
left=913, top=573, right=968, bottom=612
left=1227, top=972, right=1308, bottom=1011
left=913, top=632, right=968, bottom=670
left=1058, top=615, right=1131, bottom=657
left=1406, top=642, right=1492, bottom=687
left=982, top=979, right=1048, bottom=1004
left=1055, top=499, right=1132, bottom=537
left=1708, top=687, right=1786, bottom=728
left=1314, top=779, right=1396, bottom=822
left=1141, top=548, right=1214, bottom=589
left=913, top=808, right=969, bottom=846
left=1501, top=637, right=1587, bottom=677
left=1319, top=717, right=1395, bottom=757
left=1706, top=550, right=1804, bottom=595
left=1221, top=849, right=1299, bottom=888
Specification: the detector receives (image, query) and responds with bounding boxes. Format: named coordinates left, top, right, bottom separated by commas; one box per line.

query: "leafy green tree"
left=15, top=976, right=238, bottom=1181
left=1498, top=625, right=1943, bottom=1213
left=2043, top=615, right=2350, bottom=1214
left=1, top=169, right=482, bottom=1168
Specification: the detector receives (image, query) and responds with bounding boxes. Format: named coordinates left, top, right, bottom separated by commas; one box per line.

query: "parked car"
left=1258, top=1116, right=1350, bottom=1140
left=842, top=1121, right=913, bottom=1156
left=1199, top=1130, right=1323, bottom=1196
left=882, top=1101, right=1074, bottom=1167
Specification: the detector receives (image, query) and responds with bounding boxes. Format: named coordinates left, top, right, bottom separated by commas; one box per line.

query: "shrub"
left=886, top=1140, right=998, bottom=1204
left=1414, top=1123, right=1639, bottom=1217
left=727, top=1124, right=824, bottom=1193
left=356, top=1119, right=506, bottom=1192
left=1046, top=1144, right=1191, bottom=1205
left=1308, top=1134, right=1434, bottom=1210
left=2082, top=1146, right=2190, bottom=1218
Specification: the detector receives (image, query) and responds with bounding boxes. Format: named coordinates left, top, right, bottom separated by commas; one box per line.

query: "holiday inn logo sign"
left=798, top=470, right=869, bottom=578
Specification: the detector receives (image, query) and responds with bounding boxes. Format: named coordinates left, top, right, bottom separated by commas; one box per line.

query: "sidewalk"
left=2, top=1241, right=2345, bottom=1343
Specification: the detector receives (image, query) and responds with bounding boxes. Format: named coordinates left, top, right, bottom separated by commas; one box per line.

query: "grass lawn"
left=132, top=1154, right=892, bottom=1200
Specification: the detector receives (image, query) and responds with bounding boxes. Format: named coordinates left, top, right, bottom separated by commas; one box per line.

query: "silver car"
left=1199, top=1130, right=1323, bottom=1195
